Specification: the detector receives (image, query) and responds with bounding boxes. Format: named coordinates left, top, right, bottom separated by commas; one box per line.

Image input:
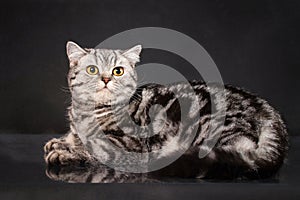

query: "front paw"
left=45, top=149, right=83, bottom=165
left=44, top=138, right=93, bottom=166
left=44, top=138, right=70, bottom=155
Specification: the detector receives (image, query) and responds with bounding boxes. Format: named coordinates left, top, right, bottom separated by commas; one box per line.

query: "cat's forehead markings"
left=109, top=51, right=118, bottom=66
left=93, top=49, right=109, bottom=67
left=90, top=52, right=99, bottom=66
left=94, top=49, right=118, bottom=68
left=94, top=49, right=105, bottom=64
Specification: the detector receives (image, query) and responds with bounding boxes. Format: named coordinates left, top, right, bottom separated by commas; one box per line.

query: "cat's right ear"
left=66, top=41, right=87, bottom=67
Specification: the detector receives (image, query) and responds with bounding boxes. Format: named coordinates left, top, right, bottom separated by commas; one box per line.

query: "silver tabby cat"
left=44, top=41, right=288, bottom=180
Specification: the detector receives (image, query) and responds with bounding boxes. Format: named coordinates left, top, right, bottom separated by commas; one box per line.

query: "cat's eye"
left=112, top=67, right=124, bottom=76
left=86, top=65, right=99, bottom=75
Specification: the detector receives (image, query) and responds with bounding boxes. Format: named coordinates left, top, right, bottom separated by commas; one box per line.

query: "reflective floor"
left=0, top=134, right=299, bottom=200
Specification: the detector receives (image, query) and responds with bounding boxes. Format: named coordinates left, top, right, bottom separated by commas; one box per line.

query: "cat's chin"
left=97, top=87, right=110, bottom=92
left=95, top=88, right=114, bottom=105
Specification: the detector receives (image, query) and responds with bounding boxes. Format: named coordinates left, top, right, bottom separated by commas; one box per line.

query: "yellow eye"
left=86, top=65, right=99, bottom=75
left=112, top=67, right=124, bottom=76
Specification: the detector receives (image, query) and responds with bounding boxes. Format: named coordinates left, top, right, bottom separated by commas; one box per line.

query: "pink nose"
left=102, top=77, right=111, bottom=84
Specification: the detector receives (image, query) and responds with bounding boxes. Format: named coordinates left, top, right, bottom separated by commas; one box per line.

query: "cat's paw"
left=45, top=149, right=81, bottom=165
left=44, top=138, right=94, bottom=166
left=44, top=138, right=70, bottom=155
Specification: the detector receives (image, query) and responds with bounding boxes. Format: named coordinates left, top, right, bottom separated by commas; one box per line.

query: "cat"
left=44, top=41, right=288, bottom=180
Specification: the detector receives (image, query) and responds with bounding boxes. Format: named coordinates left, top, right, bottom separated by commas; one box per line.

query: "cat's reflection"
left=46, top=164, right=153, bottom=183
left=45, top=152, right=281, bottom=183
left=45, top=154, right=212, bottom=183
left=45, top=162, right=280, bottom=183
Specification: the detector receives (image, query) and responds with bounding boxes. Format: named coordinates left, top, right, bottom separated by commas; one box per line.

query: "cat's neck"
left=70, top=98, right=130, bottom=124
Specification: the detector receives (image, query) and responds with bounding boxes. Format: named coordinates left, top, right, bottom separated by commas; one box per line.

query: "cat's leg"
left=44, top=132, right=95, bottom=166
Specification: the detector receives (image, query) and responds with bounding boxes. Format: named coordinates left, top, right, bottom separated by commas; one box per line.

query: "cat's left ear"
left=122, top=45, right=142, bottom=66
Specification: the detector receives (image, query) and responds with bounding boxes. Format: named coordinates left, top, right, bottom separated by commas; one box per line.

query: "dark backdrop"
left=0, top=0, right=299, bottom=135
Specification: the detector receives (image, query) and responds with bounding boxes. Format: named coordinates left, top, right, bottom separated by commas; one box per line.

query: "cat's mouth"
left=97, top=87, right=111, bottom=93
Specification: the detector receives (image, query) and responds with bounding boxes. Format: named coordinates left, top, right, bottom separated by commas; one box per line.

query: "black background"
left=0, top=0, right=299, bottom=135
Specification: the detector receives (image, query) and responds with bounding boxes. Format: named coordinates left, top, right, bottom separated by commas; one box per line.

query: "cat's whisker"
left=60, top=86, right=71, bottom=94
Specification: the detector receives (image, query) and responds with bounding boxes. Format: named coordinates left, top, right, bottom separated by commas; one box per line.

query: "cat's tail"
left=249, top=103, right=289, bottom=177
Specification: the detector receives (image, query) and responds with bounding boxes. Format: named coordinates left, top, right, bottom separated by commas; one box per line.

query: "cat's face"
left=66, top=42, right=142, bottom=105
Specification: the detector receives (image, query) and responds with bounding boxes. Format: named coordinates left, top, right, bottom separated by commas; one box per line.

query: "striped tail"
left=249, top=105, right=289, bottom=178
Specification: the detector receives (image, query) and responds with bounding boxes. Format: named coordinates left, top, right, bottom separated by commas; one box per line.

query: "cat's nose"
left=102, top=77, right=111, bottom=84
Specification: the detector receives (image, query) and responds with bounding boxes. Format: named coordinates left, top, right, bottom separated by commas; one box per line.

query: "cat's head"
left=66, top=41, right=142, bottom=106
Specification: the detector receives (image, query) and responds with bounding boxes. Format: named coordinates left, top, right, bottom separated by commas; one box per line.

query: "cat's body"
left=44, top=42, right=288, bottom=180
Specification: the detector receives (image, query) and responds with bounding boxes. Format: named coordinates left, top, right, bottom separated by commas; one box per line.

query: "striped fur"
left=44, top=42, right=288, bottom=181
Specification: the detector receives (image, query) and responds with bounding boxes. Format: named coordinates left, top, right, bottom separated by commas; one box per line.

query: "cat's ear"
left=122, top=45, right=142, bottom=65
left=66, top=41, right=87, bottom=67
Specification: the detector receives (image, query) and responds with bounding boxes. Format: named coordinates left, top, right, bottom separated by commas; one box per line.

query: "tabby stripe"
left=71, top=82, right=84, bottom=87
left=95, top=111, right=113, bottom=118
left=95, top=104, right=111, bottom=110
left=124, top=135, right=143, bottom=152
left=218, top=129, right=245, bottom=145
left=96, top=50, right=104, bottom=63
left=101, top=120, right=116, bottom=129
left=95, top=108, right=111, bottom=115
left=113, top=51, right=118, bottom=66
